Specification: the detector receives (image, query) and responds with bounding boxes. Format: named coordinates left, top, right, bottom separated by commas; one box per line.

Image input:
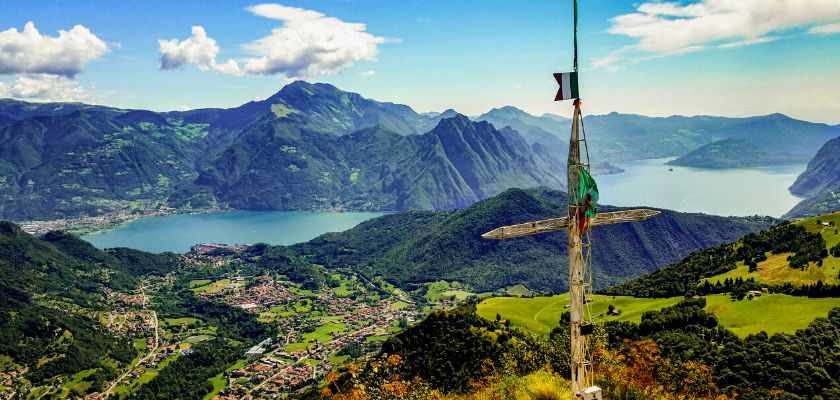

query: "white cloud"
left=158, top=26, right=241, bottom=75
left=0, top=21, right=109, bottom=78
left=242, top=3, right=387, bottom=79
left=360, top=70, right=375, bottom=76
left=158, top=4, right=390, bottom=80
left=595, top=0, right=840, bottom=69
left=810, top=22, right=840, bottom=35
left=0, top=74, right=90, bottom=102
left=178, top=104, right=191, bottom=111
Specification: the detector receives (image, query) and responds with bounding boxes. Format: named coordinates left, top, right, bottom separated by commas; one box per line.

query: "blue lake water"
left=596, top=158, right=807, bottom=218
left=82, top=211, right=388, bottom=253
left=83, top=158, right=807, bottom=253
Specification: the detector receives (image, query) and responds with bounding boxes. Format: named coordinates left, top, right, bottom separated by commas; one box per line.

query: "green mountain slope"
left=190, top=114, right=567, bottom=212
left=291, top=188, right=775, bottom=292
left=0, top=221, right=177, bottom=385
left=0, top=110, right=208, bottom=219
left=785, top=185, right=840, bottom=219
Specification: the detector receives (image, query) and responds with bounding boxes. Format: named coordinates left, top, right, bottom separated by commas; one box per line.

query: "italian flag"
left=553, top=72, right=579, bottom=101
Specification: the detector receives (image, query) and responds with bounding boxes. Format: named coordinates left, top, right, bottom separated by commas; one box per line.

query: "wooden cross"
left=482, top=100, right=660, bottom=398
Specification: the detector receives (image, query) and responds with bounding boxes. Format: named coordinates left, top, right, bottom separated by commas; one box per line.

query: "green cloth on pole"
left=579, top=167, right=599, bottom=218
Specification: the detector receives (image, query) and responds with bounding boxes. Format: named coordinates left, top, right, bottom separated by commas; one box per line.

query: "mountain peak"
left=483, top=105, right=529, bottom=119
left=433, top=113, right=473, bottom=130
left=269, top=80, right=340, bottom=101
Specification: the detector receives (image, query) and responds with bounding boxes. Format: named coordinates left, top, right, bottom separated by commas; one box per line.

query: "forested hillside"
left=292, top=188, right=775, bottom=292
left=603, top=212, right=840, bottom=298
left=0, top=221, right=177, bottom=389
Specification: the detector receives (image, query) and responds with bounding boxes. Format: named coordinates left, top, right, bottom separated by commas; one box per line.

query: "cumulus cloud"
left=0, top=74, right=89, bottom=102
left=158, top=26, right=241, bottom=75
left=360, top=70, right=375, bottom=76
left=595, top=0, right=840, bottom=70
left=158, top=4, right=389, bottom=80
left=241, top=4, right=387, bottom=79
left=0, top=22, right=109, bottom=78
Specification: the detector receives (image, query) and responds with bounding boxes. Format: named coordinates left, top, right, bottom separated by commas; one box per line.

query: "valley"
left=0, top=201, right=838, bottom=400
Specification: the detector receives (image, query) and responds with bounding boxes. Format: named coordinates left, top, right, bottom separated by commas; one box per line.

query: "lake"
left=84, top=158, right=807, bottom=253
left=596, top=158, right=807, bottom=218
left=82, top=211, right=388, bottom=253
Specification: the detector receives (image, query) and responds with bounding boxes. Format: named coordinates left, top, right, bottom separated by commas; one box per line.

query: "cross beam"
left=481, top=208, right=661, bottom=240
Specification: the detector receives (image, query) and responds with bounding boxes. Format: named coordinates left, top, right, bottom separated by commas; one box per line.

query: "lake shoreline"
left=80, top=210, right=391, bottom=253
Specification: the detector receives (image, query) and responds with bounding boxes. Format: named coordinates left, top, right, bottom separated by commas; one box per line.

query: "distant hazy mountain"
left=580, top=112, right=838, bottom=164
left=1, top=81, right=837, bottom=220
left=291, top=187, right=776, bottom=292
left=475, top=106, right=623, bottom=175
left=789, top=136, right=840, bottom=197
left=667, top=138, right=804, bottom=168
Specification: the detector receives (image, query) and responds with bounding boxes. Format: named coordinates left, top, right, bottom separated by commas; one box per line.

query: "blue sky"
left=1, top=0, right=839, bottom=123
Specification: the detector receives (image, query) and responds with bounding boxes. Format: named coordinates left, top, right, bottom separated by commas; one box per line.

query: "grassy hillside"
left=476, top=294, right=683, bottom=335
left=703, top=212, right=840, bottom=286
left=704, top=293, right=839, bottom=337
left=477, top=293, right=838, bottom=338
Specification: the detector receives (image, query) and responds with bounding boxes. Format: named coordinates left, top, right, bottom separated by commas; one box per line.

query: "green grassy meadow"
left=704, top=293, right=839, bottom=336
left=477, top=293, right=839, bottom=338
left=477, top=294, right=683, bottom=335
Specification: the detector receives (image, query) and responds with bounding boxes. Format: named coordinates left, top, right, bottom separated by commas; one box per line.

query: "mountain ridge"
left=1, top=81, right=838, bottom=221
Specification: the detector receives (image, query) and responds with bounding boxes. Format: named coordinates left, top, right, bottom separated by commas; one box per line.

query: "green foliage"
left=604, top=221, right=827, bottom=298
left=0, top=222, right=179, bottom=384
left=129, top=341, right=241, bottom=400
left=606, top=299, right=840, bottom=400
left=361, top=303, right=570, bottom=393
left=0, top=305, right=135, bottom=383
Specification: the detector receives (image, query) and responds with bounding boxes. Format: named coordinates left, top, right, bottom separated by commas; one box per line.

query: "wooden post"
left=568, top=100, right=588, bottom=396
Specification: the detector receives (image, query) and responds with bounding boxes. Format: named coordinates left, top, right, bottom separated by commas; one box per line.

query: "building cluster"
left=191, top=243, right=253, bottom=255
left=202, top=273, right=421, bottom=397
left=101, top=309, right=156, bottom=336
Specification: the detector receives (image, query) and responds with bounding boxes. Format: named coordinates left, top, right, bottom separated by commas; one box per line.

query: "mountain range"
left=1, top=81, right=838, bottom=221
